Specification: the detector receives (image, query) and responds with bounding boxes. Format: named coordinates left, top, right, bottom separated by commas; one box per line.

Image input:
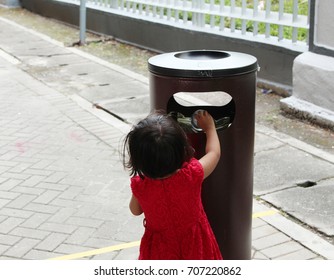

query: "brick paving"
left=0, top=54, right=139, bottom=259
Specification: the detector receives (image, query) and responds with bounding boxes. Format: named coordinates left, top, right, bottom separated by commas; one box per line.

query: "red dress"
left=131, top=158, right=223, bottom=260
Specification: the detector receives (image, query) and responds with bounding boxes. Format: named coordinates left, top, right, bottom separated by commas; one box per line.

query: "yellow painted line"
left=49, top=240, right=140, bottom=260
left=252, top=209, right=278, bottom=219
left=49, top=210, right=278, bottom=260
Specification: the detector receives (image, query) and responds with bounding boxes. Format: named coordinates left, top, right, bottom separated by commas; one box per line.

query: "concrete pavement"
left=0, top=16, right=334, bottom=260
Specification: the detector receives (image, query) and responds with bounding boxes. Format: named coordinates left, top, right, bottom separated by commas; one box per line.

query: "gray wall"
left=20, top=0, right=303, bottom=94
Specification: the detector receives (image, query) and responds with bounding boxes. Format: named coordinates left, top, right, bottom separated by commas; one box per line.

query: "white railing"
left=69, top=0, right=310, bottom=51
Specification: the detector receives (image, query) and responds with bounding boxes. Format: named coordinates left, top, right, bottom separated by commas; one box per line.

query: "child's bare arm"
left=195, top=110, right=221, bottom=179
left=129, top=194, right=143, bottom=216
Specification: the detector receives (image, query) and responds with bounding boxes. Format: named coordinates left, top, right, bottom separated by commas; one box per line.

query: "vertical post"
left=278, top=0, right=284, bottom=41
left=265, top=0, right=271, bottom=38
left=159, top=0, right=164, bottom=19
left=241, top=0, right=247, bottom=35
left=183, top=0, right=188, bottom=24
left=153, top=0, right=157, bottom=17
left=209, top=0, right=215, bottom=28
left=219, top=1, right=225, bottom=31
left=167, top=0, right=171, bottom=20
left=230, top=0, right=236, bottom=33
left=110, top=0, right=118, bottom=9
left=175, top=0, right=179, bottom=22
left=253, top=0, right=258, bottom=36
left=79, top=0, right=87, bottom=45
left=200, top=0, right=205, bottom=28
left=292, top=0, right=298, bottom=43
left=145, top=0, right=150, bottom=16
left=192, top=0, right=197, bottom=26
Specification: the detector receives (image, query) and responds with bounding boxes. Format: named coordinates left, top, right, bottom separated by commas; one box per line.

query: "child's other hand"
left=194, top=110, right=215, bottom=132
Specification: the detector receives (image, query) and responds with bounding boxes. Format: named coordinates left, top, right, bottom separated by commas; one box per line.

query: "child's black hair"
left=123, top=112, right=194, bottom=179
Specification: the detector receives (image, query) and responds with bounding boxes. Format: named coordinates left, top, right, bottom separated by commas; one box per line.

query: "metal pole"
left=79, top=0, right=86, bottom=45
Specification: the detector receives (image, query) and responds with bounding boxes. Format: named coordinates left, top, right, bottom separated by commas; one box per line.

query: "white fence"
left=70, top=0, right=309, bottom=51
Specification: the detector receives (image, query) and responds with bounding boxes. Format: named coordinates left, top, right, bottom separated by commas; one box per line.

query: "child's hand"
left=194, top=110, right=215, bottom=132
left=196, top=110, right=221, bottom=179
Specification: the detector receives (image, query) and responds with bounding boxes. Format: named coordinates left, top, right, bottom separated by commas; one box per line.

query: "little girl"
left=123, top=110, right=222, bottom=260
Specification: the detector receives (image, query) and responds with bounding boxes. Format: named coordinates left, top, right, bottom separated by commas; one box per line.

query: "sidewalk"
left=0, top=16, right=334, bottom=260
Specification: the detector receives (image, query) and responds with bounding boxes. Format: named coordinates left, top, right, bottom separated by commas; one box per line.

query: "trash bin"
left=148, top=50, right=258, bottom=260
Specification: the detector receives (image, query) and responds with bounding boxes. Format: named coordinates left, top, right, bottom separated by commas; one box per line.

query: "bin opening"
left=167, top=91, right=235, bottom=133
left=174, top=51, right=231, bottom=60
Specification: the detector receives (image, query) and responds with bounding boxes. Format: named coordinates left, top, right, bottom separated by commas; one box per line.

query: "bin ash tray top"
left=148, top=50, right=258, bottom=78
left=173, top=91, right=231, bottom=107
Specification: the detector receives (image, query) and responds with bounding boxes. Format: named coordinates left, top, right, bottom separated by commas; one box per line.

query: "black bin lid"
left=148, top=50, right=258, bottom=78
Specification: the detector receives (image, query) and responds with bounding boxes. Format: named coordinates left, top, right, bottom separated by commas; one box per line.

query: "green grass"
left=112, top=0, right=309, bottom=42
left=157, top=0, right=309, bottom=42
left=205, top=0, right=309, bottom=41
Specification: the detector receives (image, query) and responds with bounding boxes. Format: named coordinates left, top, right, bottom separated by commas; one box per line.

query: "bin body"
left=148, top=50, right=257, bottom=260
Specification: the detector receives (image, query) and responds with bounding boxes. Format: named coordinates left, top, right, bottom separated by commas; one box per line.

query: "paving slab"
left=79, top=79, right=149, bottom=102
left=262, top=179, right=334, bottom=236
left=254, top=145, right=334, bottom=195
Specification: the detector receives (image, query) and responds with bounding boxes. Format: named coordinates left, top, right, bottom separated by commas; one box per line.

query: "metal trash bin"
left=148, top=50, right=258, bottom=260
